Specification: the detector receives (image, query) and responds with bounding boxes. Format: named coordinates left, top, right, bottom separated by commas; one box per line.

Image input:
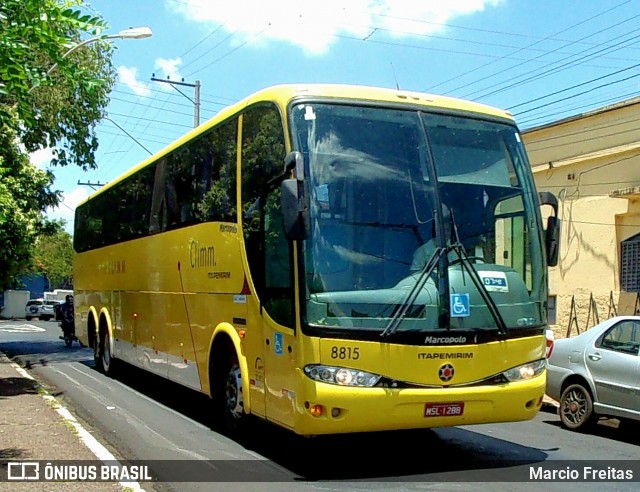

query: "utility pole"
left=151, top=75, right=201, bottom=127
left=77, top=180, right=105, bottom=190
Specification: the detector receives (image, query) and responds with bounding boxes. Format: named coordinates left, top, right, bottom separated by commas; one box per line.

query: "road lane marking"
left=61, top=363, right=265, bottom=459
left=65, top=362, right=215, bottom=431
left=0, top=323, right=46, bottom=333
left=10, top=360, right=146, bottom=491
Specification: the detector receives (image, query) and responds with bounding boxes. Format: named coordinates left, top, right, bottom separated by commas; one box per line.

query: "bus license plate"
left=424, top=402, right=465, bottom=417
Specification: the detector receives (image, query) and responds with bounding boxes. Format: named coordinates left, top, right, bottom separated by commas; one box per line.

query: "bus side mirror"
left=539, top=191, right=561, bottom=267
left=280, top=151, right=309, bottom=240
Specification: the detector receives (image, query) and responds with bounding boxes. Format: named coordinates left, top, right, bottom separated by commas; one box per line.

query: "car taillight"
left=545, top=329, right=555, bottom=358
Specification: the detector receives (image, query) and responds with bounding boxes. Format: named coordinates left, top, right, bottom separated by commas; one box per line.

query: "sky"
left=36, top=0, right=640, bottom=232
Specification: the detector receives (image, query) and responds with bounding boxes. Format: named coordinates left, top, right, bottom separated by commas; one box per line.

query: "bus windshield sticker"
left=274, top=333, right=284, bottom=355
left=478, top=271, right=509, bottom=293
left=304, top=105, right=316, bottom=121
left=450, top=293, right=470, bottom=317
left=316, top=184, right=329, bottom=208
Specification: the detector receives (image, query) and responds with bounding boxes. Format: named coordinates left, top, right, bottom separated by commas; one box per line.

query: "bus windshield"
left=291, top=102, right=546, bottom=336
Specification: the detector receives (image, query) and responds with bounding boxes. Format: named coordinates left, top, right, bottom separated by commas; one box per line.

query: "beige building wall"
left=522, top=97, right=640, bottom=339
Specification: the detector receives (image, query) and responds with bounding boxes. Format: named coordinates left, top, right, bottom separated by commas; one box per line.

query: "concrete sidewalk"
left=0, top=352, right=132, bottom=491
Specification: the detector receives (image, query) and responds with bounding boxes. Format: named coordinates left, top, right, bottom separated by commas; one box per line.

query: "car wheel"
left=26, top=316, right=32, bottom=321
left=559, top=383, right=595, bottom=431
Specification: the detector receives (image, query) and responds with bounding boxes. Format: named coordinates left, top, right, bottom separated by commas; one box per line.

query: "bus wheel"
left=223, top=363, right=245, bottom=435
left=97, top=328, right=116, bottom=377
left=93, top=335, right=101, bottom=370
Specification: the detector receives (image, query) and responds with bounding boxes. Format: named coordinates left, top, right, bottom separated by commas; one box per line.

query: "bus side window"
left=194, top=118, right=238, bottom=223
left=241, top=103, right=292, bottom=326
left=150, top=160, right=168, bottom=234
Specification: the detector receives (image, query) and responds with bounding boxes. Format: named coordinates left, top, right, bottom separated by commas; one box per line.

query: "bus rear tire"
left=96, top=328, right=116, bottom=377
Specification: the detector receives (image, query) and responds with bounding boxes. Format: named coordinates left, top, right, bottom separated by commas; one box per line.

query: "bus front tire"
left=213, top=358, right=247, bottom=437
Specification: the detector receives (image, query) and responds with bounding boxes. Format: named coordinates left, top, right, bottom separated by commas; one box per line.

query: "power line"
left=464, top=23, right=640, bottom=101
left=425, top=1, right=635, bottom=94
left=185, top=26, right=269, bottom=77
left=103, top=118, right=153, bottom=155
left=517, top=87, right=640, bottom=127
left=513, top=68, right=640, bottom=117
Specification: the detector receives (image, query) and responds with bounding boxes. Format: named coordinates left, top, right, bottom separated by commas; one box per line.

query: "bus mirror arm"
left=538, top=192, right=561, bottom=267
left=284, top=151, right=304, bottom=181
left=267, top=151, right=305, bottom=189
left=280, top=153, right=310, bottom=242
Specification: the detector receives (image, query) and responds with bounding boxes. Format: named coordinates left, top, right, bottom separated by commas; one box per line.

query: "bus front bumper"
left=291, top=371, right=546, bottom=436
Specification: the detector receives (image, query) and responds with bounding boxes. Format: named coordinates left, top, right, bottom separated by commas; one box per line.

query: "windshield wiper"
left=381, top=246, right=445, bottom=339
left=447, top=214, right=508, bottom=336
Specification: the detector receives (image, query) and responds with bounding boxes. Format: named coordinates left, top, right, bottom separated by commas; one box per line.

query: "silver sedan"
left=546, top=316, right=640, bottom=431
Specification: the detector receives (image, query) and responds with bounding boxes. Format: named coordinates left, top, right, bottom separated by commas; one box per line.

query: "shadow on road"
left=88, top=360, right=550, bottom=481
left=539, top=413, right=640, bottom=447
left=0, top=340, right=92, bottom=367
left=2, top=340, right=558, bottom=481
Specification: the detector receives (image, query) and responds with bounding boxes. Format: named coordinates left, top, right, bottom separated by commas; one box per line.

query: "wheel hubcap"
left=562, top=389, right=587, bottom=424
left=225, top=365, right=243, bottom=420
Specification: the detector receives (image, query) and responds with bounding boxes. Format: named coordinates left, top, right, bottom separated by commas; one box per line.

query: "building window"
left=621, top=234, right=640, bottom=292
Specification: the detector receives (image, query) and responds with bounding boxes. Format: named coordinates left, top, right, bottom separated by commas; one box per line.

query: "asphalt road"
left=1, top=319, right=638, bottom=491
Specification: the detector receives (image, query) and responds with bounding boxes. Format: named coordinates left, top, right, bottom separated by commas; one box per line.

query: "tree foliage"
left=0, top=123, right=60, bottom=288
left=0, top=0, right=116, bottom=290
left=0, top=0, right=116, bottom=170
left=31, top=227, right=74, bottom=289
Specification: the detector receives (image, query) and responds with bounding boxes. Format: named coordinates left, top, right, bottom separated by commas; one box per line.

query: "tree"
left=0, top=123, right=60, bottom=288
left=31, top=228, right=74, bottom=289
left=0, top=0, right=116, bottom=170
left=0, top=0, right=116, bottom=290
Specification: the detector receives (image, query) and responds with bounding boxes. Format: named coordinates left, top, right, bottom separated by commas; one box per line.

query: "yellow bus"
left=73, top=84, right=560, bottom=436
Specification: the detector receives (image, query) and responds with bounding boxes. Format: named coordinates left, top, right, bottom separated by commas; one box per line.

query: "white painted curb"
left=12, top=361, right=146, bottom=491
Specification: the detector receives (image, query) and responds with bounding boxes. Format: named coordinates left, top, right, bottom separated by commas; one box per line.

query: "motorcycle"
left=58, top=317, right=79, bottom=348
left=59, top=320, right=79, bottom=347
left=57, top=298, right=80, bottom=348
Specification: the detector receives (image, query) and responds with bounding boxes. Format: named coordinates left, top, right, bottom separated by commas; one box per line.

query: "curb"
left=3, top=352, right=146, bottom=491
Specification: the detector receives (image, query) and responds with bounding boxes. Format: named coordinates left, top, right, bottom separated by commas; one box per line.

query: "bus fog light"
left=304, top=365, right=381, bottom=387
left=309, top=404, right=324, bottom=417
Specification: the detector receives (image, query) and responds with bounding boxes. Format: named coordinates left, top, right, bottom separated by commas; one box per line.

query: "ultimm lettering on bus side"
left=189, top=240, right=215, bottom=268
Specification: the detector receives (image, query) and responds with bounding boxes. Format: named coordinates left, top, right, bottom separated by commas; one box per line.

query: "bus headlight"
left=502, top=359, right=546, bottom=382
left=304, top=365, right=381, bottom=387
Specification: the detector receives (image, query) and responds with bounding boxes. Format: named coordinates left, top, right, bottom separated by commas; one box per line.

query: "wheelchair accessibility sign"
left=450, top=293, right=470, bottom=317
left=274, top=332, right=284, bottom=355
